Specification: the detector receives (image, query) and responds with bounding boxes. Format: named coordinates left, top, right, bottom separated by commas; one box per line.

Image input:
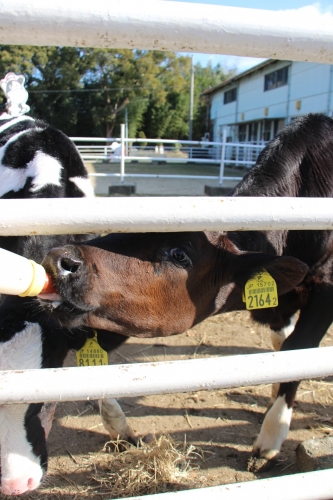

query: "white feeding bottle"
left=0, top=247, right=56, bottom=297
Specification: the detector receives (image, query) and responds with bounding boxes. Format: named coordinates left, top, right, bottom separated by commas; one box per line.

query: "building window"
left=224, top=87, right=237, bottom=104
left=248, top=122, right=258, bottom=142
left=262, top=120, right=272, bottom=141
left=238, top=124, right=247, bottom=142
left=264, top=66, right=289, bottom=91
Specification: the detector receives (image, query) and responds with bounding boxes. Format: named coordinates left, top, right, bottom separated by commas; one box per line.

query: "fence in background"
left=72, top=127, right=266, bottom=185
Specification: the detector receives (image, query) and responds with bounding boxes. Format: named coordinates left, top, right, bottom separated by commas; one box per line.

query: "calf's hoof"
left=104, top=432, right=154, bottom=453
left=247, top=453, right=278, bottom=473
left=114, top=432, right=154, bottom=447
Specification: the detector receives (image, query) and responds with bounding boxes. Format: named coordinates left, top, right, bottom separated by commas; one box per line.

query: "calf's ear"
left=233, top=253, right=308, bottom=296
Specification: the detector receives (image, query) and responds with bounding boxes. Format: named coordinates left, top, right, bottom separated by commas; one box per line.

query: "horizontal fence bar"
left=81, top=156, right=253, bottom=166
left=1, top=1, right=333, bottom=64
left=72, top=137, right=264, bottom=148
left=1, top=197, right=333, bottom=235
left=87, top=156, right=220, bottom=164
left=90, top=174, right=227, bottom=180
left=73, top=137, right=223, bottom=146
left=124, top=469, right=333, bottom=500
left=89, top=174, right=243, bottom=181
left=0, top=346, right=333, bottom=405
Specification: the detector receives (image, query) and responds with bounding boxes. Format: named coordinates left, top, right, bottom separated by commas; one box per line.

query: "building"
left=201, top=59, right=333, bottom=144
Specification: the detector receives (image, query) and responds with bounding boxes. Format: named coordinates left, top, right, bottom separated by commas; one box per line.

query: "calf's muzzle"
left=42, top=245, right=84, bottom=279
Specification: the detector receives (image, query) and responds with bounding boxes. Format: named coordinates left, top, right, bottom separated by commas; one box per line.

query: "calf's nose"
left=2, top=476, right=40, bottom=496
left=43, top=246, right=83, bottom=278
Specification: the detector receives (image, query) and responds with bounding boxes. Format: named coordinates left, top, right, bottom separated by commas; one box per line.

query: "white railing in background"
left=1, top=2, right=333, bottom=499
left=72, top=126, right=266, bottom=185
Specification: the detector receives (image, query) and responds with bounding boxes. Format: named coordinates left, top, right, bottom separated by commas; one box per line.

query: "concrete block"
left=204, top=185, right=233, bottom=196
left=296, top=436, right=333, bottom=472
left=108, top=183, right=136, bottom=196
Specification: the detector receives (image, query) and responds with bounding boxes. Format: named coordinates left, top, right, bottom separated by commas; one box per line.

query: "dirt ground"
left=17, top=314, right=333, bottom=500
left=86, top=161, right=242, bottom=196
left=5, top=173, right=333, bottom=499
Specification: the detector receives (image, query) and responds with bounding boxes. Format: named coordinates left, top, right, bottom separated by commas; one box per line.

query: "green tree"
left=78, top=49, right=176, bottom=138
left=141, top=54, right=192, bottom=140
left=0, top=45, right=89, bottom=134
left=29, top=47, right=89, bottom=134
left=0, top=46, right=232, bottom=139
left=192, top=62, right=232, bottom=140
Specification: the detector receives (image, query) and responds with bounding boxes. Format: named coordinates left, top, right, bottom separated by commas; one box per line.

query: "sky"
left=163, top=0, right=333, bottom=74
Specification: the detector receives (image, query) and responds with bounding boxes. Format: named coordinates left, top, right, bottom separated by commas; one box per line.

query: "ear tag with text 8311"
left=76, top=331, right=108, bottom=367
left=242, top=270, right=278, bottom=310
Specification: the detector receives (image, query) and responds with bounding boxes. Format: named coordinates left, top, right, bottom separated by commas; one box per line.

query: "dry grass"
left=91, top=435, right=199, bottom=498
left=19, top=436, right=200, bottom=500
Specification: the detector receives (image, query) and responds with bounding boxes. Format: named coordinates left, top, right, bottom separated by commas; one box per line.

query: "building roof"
left=201, top=58, right=284, bottom=97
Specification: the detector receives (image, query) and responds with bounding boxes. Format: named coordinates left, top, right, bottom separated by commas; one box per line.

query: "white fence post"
left=120, top=123, right=125, bottom=183
left=219, top=128, right=227, bottom=186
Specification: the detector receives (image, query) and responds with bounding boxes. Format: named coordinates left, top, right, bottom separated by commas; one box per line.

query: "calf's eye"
left=169, top=248, right=191, bottom=266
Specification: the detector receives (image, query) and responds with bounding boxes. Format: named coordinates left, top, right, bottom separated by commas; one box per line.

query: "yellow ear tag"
left=76, top=331, right=108, bottom=367
left=243, top=270, right=278, bottom=310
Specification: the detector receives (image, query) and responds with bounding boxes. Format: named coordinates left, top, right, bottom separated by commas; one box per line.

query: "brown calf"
left=40, top=113, right=333, bottom=469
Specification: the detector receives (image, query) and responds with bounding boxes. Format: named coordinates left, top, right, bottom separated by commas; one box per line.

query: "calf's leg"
left=252, top=382, right=297, bottom=462
left=65, top=334, right=140, bottom=444
left=252, top=287, right=333, bottom=466
left=97, top=348, right=144, bottom=444
left=99, top=399, right=139, bottom=444
left=270, top=314, right=296, bottom=403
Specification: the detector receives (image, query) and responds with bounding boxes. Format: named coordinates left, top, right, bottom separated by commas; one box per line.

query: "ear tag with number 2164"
left=242, top=270, right=278, bottom=310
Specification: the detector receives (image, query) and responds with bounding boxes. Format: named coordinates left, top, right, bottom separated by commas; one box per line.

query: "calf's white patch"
left=0, top=323, right=44, bottom=495
left=69, top=176, right=94, bottom=197
left=0, top=116, right=34, bottom=135
left=0, top=322, right=42, bottom=371
left=253, top=395, right=292, bottom=460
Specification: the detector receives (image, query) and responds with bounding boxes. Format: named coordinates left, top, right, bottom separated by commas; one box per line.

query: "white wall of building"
left=208, top=60, right=333, bottom=143
left=239, top=61, right=289, bottom=122
left=288, top=62, right=332, bottom=119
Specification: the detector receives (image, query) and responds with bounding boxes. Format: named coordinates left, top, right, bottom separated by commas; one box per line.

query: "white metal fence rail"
left=1, top=0, right=333, bottom=64
left=125, top=470, right=333, bottom=500
left=1, top=197, right=333, bottom=235
left=1, top=346, right=333, bottom=405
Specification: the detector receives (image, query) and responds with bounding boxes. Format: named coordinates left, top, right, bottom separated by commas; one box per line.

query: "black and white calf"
left=0, top=115, right=135, bottom=496
left=40, top=113, right=333, bottom=470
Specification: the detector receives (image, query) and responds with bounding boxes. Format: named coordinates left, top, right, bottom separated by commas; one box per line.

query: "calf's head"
left=40, top=231, right=308, bottom=336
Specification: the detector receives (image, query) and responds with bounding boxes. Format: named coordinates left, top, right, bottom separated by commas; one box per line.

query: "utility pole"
left=125, top=106, right=128, bottom=156
left=189, top=56, right=194, bottom=141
